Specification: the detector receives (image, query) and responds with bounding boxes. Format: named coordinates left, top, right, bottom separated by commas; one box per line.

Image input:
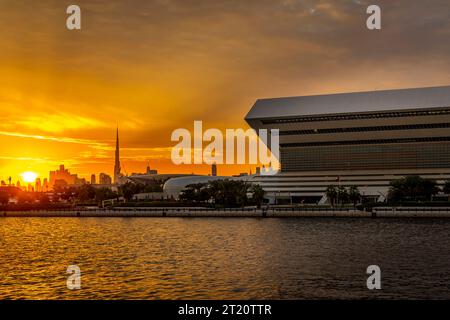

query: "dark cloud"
left=1, top=0, right=450, bottom=148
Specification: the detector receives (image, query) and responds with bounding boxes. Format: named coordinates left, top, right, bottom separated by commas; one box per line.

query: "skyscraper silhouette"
left=114, top=126, right=121, bottom=184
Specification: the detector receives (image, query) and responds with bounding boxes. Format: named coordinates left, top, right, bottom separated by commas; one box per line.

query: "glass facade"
left=281, top=140, right=450, bottom=172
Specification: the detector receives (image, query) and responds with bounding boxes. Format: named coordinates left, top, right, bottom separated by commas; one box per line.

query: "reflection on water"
left=0, top=217, right=449, bottom=299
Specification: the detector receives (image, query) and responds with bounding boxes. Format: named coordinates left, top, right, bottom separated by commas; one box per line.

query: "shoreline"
left=2, top=207, right=450, bottom=218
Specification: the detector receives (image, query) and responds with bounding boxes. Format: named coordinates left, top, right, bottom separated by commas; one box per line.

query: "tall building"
left=113, top=126, right=121, bottom=184
left=246, top=85, right=450, bottom=204
left=91, top=174, right=96, bottom=185
left=35, top=178, right=41, bottom=192
left=42, top=178, right=49, bottom=192
left=49, top=165, right=78, bottom=188
left=211, top=163, right=217, bottom=176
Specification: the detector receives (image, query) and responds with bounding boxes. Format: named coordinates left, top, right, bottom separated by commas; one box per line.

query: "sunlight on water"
left=0, top=217, right=449, bottom=299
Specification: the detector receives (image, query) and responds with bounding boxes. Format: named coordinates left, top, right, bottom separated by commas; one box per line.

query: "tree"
left=388, top=175, right=439, bottom=203
left=388, top=179, right=404, bottom=203
left=443, top=180, right=450, bottom=194
left=56, top=186, right=76, bottom=202
left=212, top=180, right=250, bottom=207
left=0, top=190, right=9, bottom=206
left=179, top=185, right=197, bottom=202
left=75, top=184, right=96, bottom=202
left=234, top=181, right=250, bottom=207
left=348, top=186, right=361, bottom=207
left=179, top=183, right=210, bottom=203
left=326, top=185, right=337, bottom=206
left=180, top=179, right=251, bottom=207
left=95, top=187, right=118, bottom=203
left=442, top=180, right=450, bottom=201
left=208, top=180, right=226, bottom=205
left=119, top=182, right=139, bottom=202
left=337, top=186, right=349, bottom=205
left=251, top=184, right=265, bottom=208
left=38, top=193, right=50, bottom=205
left=17, top=192, right=33, bottom=204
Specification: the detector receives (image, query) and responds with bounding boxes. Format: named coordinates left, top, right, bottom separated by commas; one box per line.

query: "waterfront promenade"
left=3, top=207, right=450, bottom=218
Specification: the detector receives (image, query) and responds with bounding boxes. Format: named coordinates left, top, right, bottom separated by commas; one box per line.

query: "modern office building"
left=114, top=127, right=121, bottom=184
left=245, top=85, right=450, bottom=204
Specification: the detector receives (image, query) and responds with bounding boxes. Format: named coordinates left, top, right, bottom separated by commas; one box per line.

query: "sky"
left=1, top=0, right=450, bottom=183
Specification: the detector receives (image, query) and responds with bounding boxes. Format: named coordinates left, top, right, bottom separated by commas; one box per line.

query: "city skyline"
left=0, top=125, right=256, bottom=186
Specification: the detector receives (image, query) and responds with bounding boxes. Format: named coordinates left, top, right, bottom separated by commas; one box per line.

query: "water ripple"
left=0, top=217, right=449, bottom=299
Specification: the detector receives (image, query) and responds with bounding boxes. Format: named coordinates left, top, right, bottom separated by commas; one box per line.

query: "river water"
left=0, top=217, right=449, bottom=299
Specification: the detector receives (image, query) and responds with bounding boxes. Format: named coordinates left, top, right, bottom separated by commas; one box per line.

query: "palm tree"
left=337, top=185, right=348, bottom=205
left=236, top=181, right=250, bottom=207
left=208, top=180, right=225, bottom=205
left=443, top=180, right=450, bottom=201
left=348, top=186, right=361, bottom=207
left=326, top=185, right=337, bottom=207
left=119, top=182, right=139, bottom=202
left=251, top=184, right=265, bottom=208
left=76, top=184, right=96, bottom=202
left=207, top=179, right=250, bottom=207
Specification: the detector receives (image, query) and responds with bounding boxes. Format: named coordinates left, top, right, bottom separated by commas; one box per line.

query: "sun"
left=21, top=171, right=38, bottom=183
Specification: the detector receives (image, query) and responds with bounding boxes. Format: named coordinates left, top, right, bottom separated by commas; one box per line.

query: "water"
left=0, top=217, right=449, bottom=299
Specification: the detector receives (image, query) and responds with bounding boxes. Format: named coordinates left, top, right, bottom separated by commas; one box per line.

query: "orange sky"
left=1, top=0, right=450, bottom=184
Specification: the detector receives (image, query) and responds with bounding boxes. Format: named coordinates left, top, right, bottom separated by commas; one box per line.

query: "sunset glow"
left=1, top=1, right=450, bottom=182
left=21, top=171, right=38, bottom=183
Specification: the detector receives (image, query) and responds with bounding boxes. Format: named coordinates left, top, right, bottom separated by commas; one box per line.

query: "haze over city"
left=1, top=0, right=450, bottom=183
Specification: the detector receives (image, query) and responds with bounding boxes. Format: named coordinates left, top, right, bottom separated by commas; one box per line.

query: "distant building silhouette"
left=146, top=165, right=157, bottom=175
left=99, top=173, right=112, bottom=185
left=54, top=179, right=68, bottom=189
left=76, top=177, right=86, bottom=185
left=43, top=178, right=49, bottom=192
left=35, top=178, right=41, bottom=192
left=49, top=164, right=78, bottom=188
left=90, top=174, right=96, bottom=185
left=211, top=163, right=217, bottom=176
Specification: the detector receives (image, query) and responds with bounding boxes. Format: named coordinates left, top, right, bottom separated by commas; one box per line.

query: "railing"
left=373, top=207, right=450, bottom=217
left=5, top=206, right=450, bottom=218
left=1, top=206, right=366, bottom=217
